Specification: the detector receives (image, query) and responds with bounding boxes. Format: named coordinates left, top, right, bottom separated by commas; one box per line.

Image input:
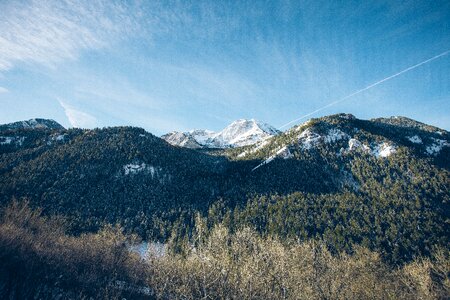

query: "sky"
left=0, top=0, right=449, bottom=135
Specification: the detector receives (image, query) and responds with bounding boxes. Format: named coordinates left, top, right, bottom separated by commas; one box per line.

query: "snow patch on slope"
left=0, top=136, right=14, bottom=145
left=372, top=143, right=396, bottom=158
left=298, top=129, right=322, bottom=150
left=124, top=163, right=153, bottom=176
left=237, top=151, right=247, bottom=158
left=346, top=139, right=396, bottom=158
left=426, top=138, right=449, bottom=156
left=123, top=163, right=160, bottom=178
left=122, top=161, right=172, bottom=183
left=54, top=134, right=66, bottom=141
left=324, top=129, right=349, bottom=143
left=347, top=139, right=370, bottom=152
left=47, top=134, right=68, bottom=145
left=407, top=135, right=422, bottom=144
left=298, top=128, right=348, bottom=149
left=0, top=136, right=25, bottom=146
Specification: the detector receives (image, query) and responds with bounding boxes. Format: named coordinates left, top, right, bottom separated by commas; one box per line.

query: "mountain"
left=0, top=114, right=448, bottom=264
left=162, top=119, right=280, bottom=148
left=208, top=119, right=280, bottom=148
left=160, top=131, right=203, bottom=149
left=0, top=118, right=64, bottom=132
left=230, top=113, right=449, bottom=167
left=0, top=118, right=65, bottom=149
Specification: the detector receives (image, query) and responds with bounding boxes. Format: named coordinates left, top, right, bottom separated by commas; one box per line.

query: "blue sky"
left=0, top=0, right=449, bottom=134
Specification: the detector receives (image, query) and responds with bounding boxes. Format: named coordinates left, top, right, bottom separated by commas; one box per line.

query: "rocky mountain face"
left=160, top=131, right=203, bottom=149
left=162, top=119, right=280, bottom=148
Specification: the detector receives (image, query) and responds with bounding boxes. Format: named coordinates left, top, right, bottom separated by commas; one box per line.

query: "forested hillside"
left=0, top=114, right=448, bottom=265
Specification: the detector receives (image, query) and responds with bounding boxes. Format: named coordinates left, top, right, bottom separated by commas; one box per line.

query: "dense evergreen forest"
left=0, top=114, right=449, bottom=298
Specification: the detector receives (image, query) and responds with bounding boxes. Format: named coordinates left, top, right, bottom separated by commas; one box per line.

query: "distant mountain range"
left=161, top=119, right=280, bottom=148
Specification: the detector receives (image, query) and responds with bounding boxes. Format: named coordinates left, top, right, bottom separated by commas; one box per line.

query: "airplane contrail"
left=279, top=49, right=450, bottom=130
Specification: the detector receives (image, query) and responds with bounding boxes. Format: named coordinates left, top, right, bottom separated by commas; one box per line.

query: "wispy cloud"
left=0, top=0, right=245, bottom=72
left=0, top=87, right=9, bottom=93
left=58, top=99, right=97, bottom=128
left=0, top=0, right=140, bottom=71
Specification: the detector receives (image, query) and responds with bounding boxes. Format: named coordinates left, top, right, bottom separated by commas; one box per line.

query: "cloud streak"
left=58, top=99, right=97, bottom=128
left=0, top=0, right=140, bottom=71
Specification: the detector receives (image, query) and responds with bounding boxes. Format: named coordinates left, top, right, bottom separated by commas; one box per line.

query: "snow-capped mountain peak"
left=209, top=119, right=279, bottom=148
left=162, top=119, right=280, bottom=149
left=188, top=129, right=215, bottom=145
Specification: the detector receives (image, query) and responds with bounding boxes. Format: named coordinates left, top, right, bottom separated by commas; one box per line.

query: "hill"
left=0, top=115, right=448, bottom=264
left=0, top=118, right=64, bottom=132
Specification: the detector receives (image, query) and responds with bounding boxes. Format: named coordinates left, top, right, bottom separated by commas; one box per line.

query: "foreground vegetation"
left=1, top=202, right=448, bottom=299
left=0, top=201, right=147, bottom=299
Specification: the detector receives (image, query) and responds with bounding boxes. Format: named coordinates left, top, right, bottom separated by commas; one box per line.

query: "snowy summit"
left=162, top=119, right=280, bottom=149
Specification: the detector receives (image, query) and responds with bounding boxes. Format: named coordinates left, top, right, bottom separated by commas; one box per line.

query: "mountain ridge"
left=162, top=118, right=280, bottom=149
left=228, top=113, right=449, bottom=165
left=0, top=118, right=64, bottom=132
